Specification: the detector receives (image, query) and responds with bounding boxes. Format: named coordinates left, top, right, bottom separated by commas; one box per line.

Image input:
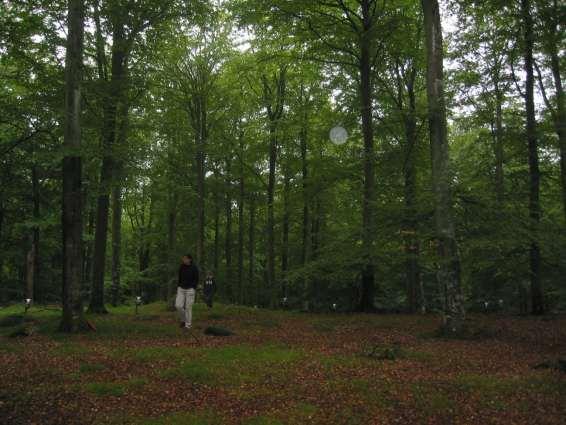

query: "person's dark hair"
left=184, top=254, right=193, bottom=260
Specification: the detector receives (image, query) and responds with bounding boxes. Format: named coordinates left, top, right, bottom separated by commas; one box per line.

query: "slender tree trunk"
left=310, top=197, right=321, bottom=304
left=521, top=0, right=543, bottom=315
left=225, top=158, right=233, bottom=300
left=83, top=205, right=95, bottom=291
left=167, top=192, right=177, bottom=302
left=266, top=121, right=277, bottom=307
left=300, top=118, right=310, bottom=310
left=31, top=164, right=40, bottom=299
left=551, top=54, right=566, bottom=223
left=281, top=166, right=290, bottom=298
left=110, top=184, right=122, bottom=306
left=110, top=98, right=129, bottom=307
left=422, top=0, right=465, bottom=331
left=214, top=174, right=220, bottom=274
left=248, top=194, right=256, bottom=306
left=26, top=243, right=34, bottom=302
left=403, top=80, right=422, bottom=314
left=60, top=0, right=85, bottom=332
left=89, top=22, right=128, bottom=314
left=195, top=98, right=206, bottom=271
left=237, top=137, right=245, bottom=304
left=262, top=68, right=286, bottom=308
left=494, top=83, right=504, bottom=207
left=0, top=203, right=4, bottom=303
left=358, top=0, right=376, bottom=312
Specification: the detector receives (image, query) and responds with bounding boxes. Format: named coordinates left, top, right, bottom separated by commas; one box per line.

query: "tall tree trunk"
left=300, top=117, right=311, bottom=310
left=110, top=184, right=122, bottom=306
left=551, top=51, right=566, bottom=223
left=403, top=77, right=422, bottom=314
left=225, top=158, right=233, bottom=300
left=167, top=192, right=177, bottom=302
left=422, top=0, right=465, bottom=331
left=262, top=68, right=286, bottom=308
left=89, top=21, right=128, bottom=314
left=521, top=0, right=543, bottom=315
left=237, top=137, right=245, bottom=304
left=0, top=202, right=4, bottom=303
left=281, top=166, right=290, bottom=298
left=195, top=98, right=206, bottom=272
left=493, top=82, right=504, bottom=207
left=83, top=205, right=95, bottom=292
left=213, top=173, right=220, bottom=274
left=265, top=122, right=280, bottom=310
left=31, top=164, right=40, bottom=299
left=60, top=0, right=85, bottom=332
left=26, top=243, right=34, bottom=302
left=248, top=194, right=256, bottom=306
left=358, top=0, right=376, bottom=312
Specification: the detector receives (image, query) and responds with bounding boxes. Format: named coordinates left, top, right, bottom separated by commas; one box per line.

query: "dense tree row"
left=0, top=0, right=564, bottom=332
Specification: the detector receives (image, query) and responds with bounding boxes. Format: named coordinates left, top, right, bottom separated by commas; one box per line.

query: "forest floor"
left=0, top=302, right=565, bottom=425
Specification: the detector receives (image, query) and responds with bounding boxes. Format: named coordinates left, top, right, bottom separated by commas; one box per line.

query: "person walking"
left=203, top=271, right=216, bottom=308
left=176, top=254, right=199, bottom=329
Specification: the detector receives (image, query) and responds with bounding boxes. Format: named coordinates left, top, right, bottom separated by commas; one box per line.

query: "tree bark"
left=213, top=172, right=220, bottom=274
left=89, top=20, right=128, bottom=314
left=83, top=205, right=95, bottom=292
left=403, top=74, right=422, bottom=314
left=237, top=136, right=245, bottom=304
left=262, top=68, right=286, bottom=308
left=31, top=164, right=40, bottom=299
left=167, top=192, right=177, bottom=302
left=521, top=0, right=543, bottom=315
left=110, top=100, right=128, bottom=307
left=110, top=183, right=122, bottom=306
left=60, top=0, right=85, bottom=332
left=267, top=121, right=277, bottom=307
left=300, top=112, right=311, bottom=310
left=281, top=165, right=290, bottom=299
left=493, top=81, right=504, bottom=207
left=248, top=193, right=256, bottom=306
left=358, top=0, right=376, bottom=312
left=225, top=158, right=233, bottom=300
left=195, top=96, right=206, bottom=272
left=422, top=0, right=465, bottom=331
left=26, top=244, right=34, bottom=302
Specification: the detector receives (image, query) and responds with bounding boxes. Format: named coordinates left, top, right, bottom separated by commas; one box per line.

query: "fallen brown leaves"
left=0, top=309, right=564, bottom=425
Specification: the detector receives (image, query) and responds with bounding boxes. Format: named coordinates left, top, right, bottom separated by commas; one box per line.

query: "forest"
left=1, top=1, right=565, bottom=424
left=2, top=0, right=565, bottom=325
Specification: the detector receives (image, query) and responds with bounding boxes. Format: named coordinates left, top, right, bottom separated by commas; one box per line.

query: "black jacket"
left=178, top=264, right=199, bottom=289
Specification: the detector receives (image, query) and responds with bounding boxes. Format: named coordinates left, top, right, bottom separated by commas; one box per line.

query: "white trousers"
left=175, top=287, right=195, bottom=325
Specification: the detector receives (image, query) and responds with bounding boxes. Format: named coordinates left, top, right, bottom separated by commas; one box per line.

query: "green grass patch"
left=84, top=376, right=149, bottom=397
left=160, top=344, right=302, bottom=386
left=243, top=417, right=284, bottom=425
left=410, top=383, right=455, bottom=414
left=136, top=410, right=223, bottom=425
left=129, top=345, right=191, bottom=362
left=362, top=344, right=433, bottom=362
left=311, top=320, right=338, bottom=333
left=79, top=362, right=106, bottom=374
left=85, top=382, right=126, bottom=397
left=245, top=318, right=281, bottom=329
left=127, top=377, right=149, bottom=390
left=52, top=342, right=91, bottom=356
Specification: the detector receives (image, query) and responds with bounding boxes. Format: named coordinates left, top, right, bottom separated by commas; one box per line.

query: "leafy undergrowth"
left=0, top=302, right=565, bottom=425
